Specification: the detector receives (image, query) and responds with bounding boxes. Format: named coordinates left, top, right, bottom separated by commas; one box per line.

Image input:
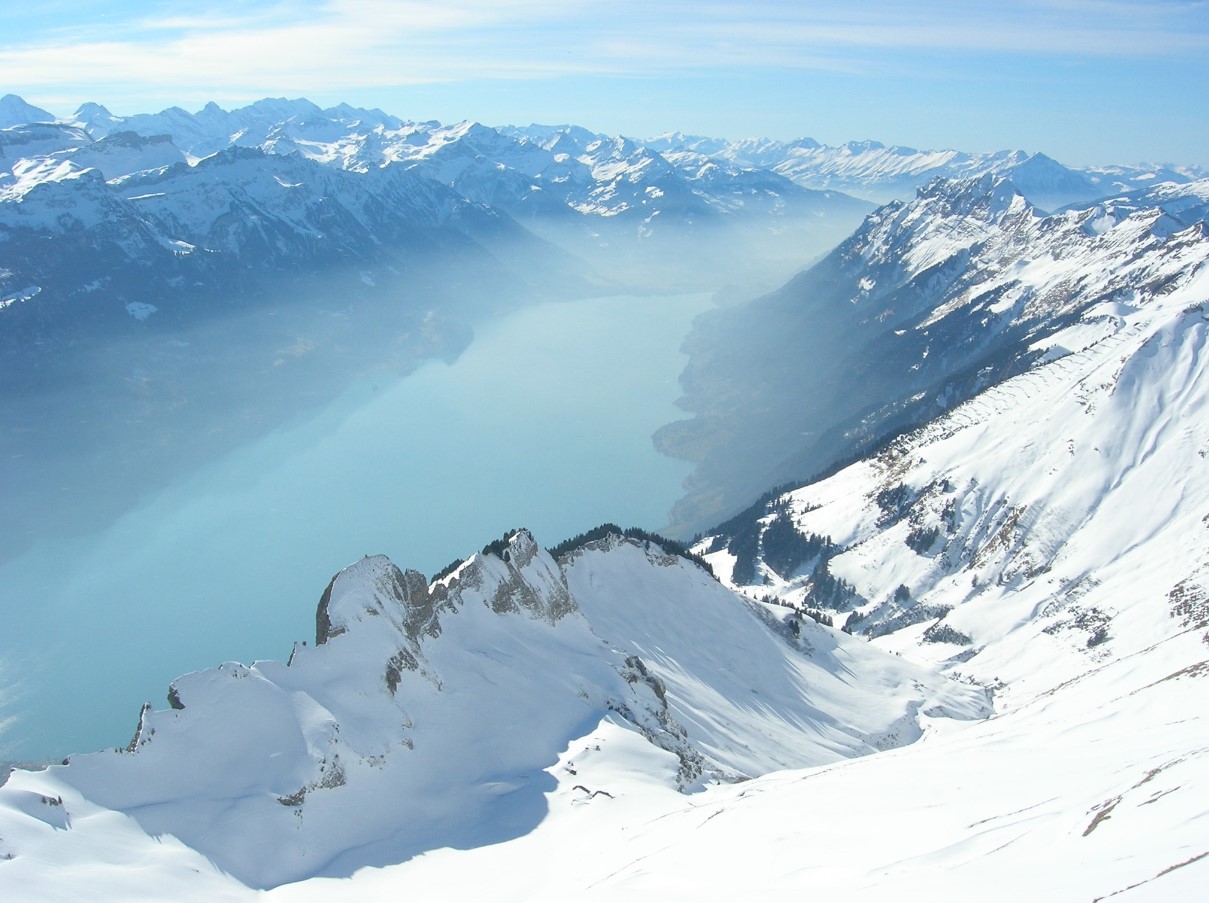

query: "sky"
left=1, top=0, right=1208, bottom=167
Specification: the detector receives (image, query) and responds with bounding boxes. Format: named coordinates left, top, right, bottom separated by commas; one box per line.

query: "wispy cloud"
left=1, top=0, right=1205, bottom=111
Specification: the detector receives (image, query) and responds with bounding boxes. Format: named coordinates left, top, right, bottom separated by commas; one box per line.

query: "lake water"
left=0, top=292, right=712, bottom=761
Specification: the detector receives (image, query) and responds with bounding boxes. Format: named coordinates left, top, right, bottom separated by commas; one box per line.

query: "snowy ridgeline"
left=4, top=93, right=1200, bottom=213
left=657, top=169, right=1209, bottom=536
left=0, top=529, right=987, bottom=892
left=694, top=230, right=1209, bottom=706
left=0, top=94, right=873, bottom=303
left=5, top=91, right=1205, bottom=329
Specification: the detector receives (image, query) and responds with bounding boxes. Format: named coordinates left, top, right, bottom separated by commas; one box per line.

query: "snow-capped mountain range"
left=0, top=92, right=865, bottom=564
left=1, top=94, right=1207, bottom=899
left=647, top=129, right=1205, bottom=209
left=0, top=93, right=885, bottom=401
left=5, top=91, right=1197, bottom=367
left=0, top=95, right=872, bottom=294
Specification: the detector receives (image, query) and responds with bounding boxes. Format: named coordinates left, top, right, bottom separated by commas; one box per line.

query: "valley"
left=0, top=90, right=1207, bottom=901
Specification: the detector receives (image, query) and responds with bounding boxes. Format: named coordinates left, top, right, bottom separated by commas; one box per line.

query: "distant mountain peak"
left=0, top=94, right=56, bottom=128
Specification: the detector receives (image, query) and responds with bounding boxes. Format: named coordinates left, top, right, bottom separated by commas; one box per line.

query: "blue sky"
left=2, top=0, right=1207, bottom=167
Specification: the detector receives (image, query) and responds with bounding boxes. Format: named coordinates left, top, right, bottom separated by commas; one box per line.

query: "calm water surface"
left=0, top=292, right=711, bottom=760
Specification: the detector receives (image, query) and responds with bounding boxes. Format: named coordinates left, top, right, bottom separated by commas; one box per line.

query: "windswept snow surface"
left=0, top=531, right=981, bottom=895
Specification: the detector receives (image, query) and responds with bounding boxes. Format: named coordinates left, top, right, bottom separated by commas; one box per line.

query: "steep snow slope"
left=692, top=218, right=1209, bottom=707
left=658, top=175, right=1209, bottom=535
left=0, top=530, right=982, bottom=893
left=0, top=95, right=54, bottom=129
left=265, top=619, right=1206, bottom=902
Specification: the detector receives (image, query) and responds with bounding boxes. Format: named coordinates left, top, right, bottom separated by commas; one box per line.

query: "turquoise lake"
left=0, top=292, right=712, bottom=760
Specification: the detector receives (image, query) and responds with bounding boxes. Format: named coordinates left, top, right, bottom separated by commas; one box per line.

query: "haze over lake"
left=0, top=292, right=712, bottom=761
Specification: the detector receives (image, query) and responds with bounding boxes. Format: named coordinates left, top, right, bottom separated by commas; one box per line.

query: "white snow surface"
left=0, top=530, right=981, bottom=895
left=659, top=202, right=1209, bottom=898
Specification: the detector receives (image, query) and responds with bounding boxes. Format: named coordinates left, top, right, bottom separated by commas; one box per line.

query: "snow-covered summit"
left=0, top=94, right=54, bottom=129
left=0, top=528, right=985, bottom=890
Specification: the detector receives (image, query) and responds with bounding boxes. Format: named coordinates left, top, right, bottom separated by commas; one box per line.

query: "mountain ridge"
left=657, top=172, right=1209, bottom=536
left=0, top=528, right=985, bottom=889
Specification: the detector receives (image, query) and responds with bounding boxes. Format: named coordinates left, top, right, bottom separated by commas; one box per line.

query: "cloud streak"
left=0, top=0, right=1204, bottom=167
left=2, top=0, right=1206, bottom=110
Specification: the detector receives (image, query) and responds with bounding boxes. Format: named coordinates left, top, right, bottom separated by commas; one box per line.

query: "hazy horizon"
left=3, top=2, right=1207, bottom=168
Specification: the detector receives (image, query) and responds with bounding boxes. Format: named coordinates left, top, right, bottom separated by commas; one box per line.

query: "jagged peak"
left=242, top=96, right=325, bottom=120
left=549, top=523, right=716, bottom=577
left=69, top=103, right=120, bottom=139
left=442, top=119, right=502, bottom=142
left=314, top=531, right=575, bottom=654
left=460, top=529, right=576, bottom=621
left=154, top=105, right=198, bottom=120
left=72, top=101, right=113, bottom=119
left=323, top=102, right=402, bottom=130
left=843, top=139, right=888, bottom=153
left=914, top=171, right=1030, bottom=218
left=194, top=143, right=273, bottom=166
left=315, top=554, right=422, bottom=645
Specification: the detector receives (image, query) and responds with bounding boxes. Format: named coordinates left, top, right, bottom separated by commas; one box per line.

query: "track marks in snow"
left=1092, top=850, right=1209, bottom=901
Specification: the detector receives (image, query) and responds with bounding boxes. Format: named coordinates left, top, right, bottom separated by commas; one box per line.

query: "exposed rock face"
left=451, top=529, right=577, bottom=621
